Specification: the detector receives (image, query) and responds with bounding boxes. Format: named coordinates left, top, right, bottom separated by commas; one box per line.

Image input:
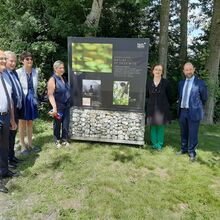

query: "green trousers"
left=150, top=125, right=165, bottom=149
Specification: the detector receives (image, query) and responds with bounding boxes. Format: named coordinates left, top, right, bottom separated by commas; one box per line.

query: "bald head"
left=184, top=62, right=194, bottom=69
left=183, top=62, right=195, bottom=79
left=0, top=50, right=7, bottom=72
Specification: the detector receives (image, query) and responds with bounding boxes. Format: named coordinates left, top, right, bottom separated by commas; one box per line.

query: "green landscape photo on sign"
left=113, top=81, right=130, bottom=106
left=72, top=43, right=113, bottom=73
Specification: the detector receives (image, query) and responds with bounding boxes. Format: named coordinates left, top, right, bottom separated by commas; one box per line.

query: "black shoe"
left=9, top=157, right=23, bottom=164
left=0, top=181, right=8, bottom=193
left=8, top=162, right=17, bottom=169
left=9, top=158, right=18, bottom=164
left=13, top=157, right=23, bottom=163
left=176, top=151, right=187, bottom=156
left=2, top=170, right=20, bottom=178
left=30, top=146, right=41, bottom=153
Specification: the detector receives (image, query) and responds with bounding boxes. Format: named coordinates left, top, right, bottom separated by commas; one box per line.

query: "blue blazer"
left=5, top=70, right=25, bottom=118
left=178, top=76, right=208, bottom=121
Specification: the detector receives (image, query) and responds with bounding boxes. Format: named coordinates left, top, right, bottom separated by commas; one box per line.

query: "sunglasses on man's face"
left=25, top=58, right=33, bottom=61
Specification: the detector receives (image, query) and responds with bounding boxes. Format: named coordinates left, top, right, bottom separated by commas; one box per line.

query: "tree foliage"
left=0, top=0, right=219, bottom=122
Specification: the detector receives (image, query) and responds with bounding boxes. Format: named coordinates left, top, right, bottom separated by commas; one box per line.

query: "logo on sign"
left=137, top=43, right=146, bottom=49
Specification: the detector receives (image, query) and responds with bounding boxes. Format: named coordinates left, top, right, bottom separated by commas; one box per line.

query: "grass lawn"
left=0, top=119, right=219, bottom=220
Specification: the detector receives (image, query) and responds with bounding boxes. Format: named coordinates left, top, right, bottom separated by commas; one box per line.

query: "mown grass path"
left=0, top=120, right=219, bottom=219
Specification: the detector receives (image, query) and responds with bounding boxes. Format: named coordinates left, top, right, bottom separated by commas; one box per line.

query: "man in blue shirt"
left=177, top=62, right=208, bottom=162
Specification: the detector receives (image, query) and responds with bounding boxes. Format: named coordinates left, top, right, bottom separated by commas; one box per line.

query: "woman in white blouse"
left=17, top=52, right=40, bottom=155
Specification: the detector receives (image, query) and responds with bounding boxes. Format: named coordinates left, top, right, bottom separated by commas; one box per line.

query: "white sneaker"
left=62, top=141, right=70, bottom=147
left=55, top=141, right=62, bottom=149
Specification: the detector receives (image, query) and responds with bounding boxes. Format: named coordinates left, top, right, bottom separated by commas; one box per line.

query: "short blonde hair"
left=5, top=51, right=17, bottom=59
left=53, top=60, right=64, bottom=70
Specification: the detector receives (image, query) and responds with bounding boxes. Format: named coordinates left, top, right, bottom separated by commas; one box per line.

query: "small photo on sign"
left=113, top=81, right=130, bottom=106
left=72, top=43, right=113, bottom=73
left=82, top=79, right=102, bottom=107
left=82, top=97, right=91, bottom=106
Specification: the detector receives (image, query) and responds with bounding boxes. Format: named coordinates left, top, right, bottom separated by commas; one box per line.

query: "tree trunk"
left=204, top=0, right=220, bottom=124
left=179, top=0, right=188, bottom=66
left=84, top=0, right=104, bottom=36
left=159, top=0, right=170, bottom=78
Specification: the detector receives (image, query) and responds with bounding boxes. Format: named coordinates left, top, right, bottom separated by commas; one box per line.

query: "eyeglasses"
left=0, top=57, right=7, bottom=61
left=25, top=58, right=33, bottom=61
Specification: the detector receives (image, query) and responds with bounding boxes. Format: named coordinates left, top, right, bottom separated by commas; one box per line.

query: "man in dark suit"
left=177, top=62, right=208, bottom=161
left=5, top=51, right=24, bottom=167
left=0, top=50, right=18, bottom=193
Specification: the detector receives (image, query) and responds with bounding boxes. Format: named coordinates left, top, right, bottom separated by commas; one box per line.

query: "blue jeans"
left=0, top=114, right=10, bottom=176
left=53, top=106, right=70, bottom=142
left=179, top=109, right=200, bottom=157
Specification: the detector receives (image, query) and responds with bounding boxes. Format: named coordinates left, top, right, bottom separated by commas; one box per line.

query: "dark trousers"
left=8, top=108, right=19, bottom=160
left=0, top=114, right=10, bottom=176
left=53, top=107, right=70, bottom=142
left=179, top=109, right=200, bottom=157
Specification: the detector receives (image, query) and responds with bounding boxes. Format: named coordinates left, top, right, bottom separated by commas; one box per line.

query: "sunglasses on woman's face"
left=25, top=57, right=33, bottom=61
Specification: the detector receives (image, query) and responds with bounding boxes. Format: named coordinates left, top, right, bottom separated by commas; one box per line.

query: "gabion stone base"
left=69, top=108, right=145, bottom=145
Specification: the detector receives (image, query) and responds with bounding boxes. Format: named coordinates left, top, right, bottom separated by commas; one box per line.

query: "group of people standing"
left=0, top=48, right=208, bottom=194
left=0, top=50, right=70, bottom=193
left=146, top=63, right=208, bottom=161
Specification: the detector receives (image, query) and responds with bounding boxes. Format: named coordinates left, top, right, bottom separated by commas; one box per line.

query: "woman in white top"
left=17, top=52, right=40, bottom=155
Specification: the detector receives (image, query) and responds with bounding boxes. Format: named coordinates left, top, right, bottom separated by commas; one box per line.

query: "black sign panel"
left=68, top=37, right=149, bottom=112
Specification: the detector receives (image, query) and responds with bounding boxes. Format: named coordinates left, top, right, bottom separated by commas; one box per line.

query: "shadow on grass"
left=16, top=152, right=40, bottom=172
left=113, top=152, right=136, bottom=163
left=196, top=155, right=220, bottom=169
left=16, top=135, right=52, bottom=172
left=34, top=134, right=53, bottom=149
left=45, top=154, right=73, bottom=170
left=198, top=135, right=220, bottom=153
left=71, top=140, right=142, bottom=163
left=112, top=146, right=141, bottom=163
left=73, top=139, right=143, bottom=153
left=145, top=122, right=220, bottom=154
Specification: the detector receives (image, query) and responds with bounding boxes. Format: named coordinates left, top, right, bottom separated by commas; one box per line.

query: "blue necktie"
left=182, top=80, right=190, bottom=108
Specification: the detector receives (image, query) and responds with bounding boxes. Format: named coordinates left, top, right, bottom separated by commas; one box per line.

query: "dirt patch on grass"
left=209, top=178, right=220, bottom=197
left=58, top=187, right=88, bottom=211
left=104, top=186, right=118, bottom=194
left=0, top=196, right=14, bottom=214
left=155, top=167, right=169, bottom=179
left=179, top=203, right=189, bottom=210
left=19, top=192, right=44, bottom=209
left=59, top=198, right=82, bottom=210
